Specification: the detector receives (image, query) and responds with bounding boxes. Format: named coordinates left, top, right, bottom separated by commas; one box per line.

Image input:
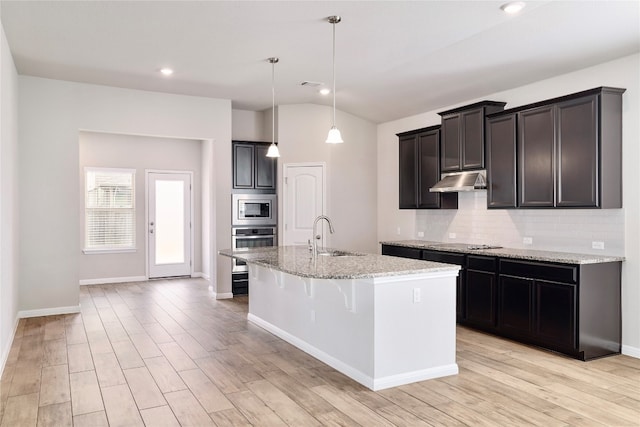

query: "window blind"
left=85, top=168, right=135, bottom=250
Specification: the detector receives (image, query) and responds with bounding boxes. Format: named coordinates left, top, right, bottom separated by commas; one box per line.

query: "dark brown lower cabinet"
left=498, top=276, right=534, bottom=337
left=381, top=244, right=421, bottom=259
left=536, top=280, right=576, bottom=350
left=381, top=243, right=621, bottom=360
left=232, top=273, right=249, bottom=295
left=499, top=259, right=619, bottom=360
left=465, top=255, right=498, bottom=329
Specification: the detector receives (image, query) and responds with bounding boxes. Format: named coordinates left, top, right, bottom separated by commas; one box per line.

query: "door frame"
left=145, top=169, right=195, bottom=279
left=282, top=162, right=327, bottom=246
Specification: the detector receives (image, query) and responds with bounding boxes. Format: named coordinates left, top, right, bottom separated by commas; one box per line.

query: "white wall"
left=232, top=109, right=267, bottom=141
left=78, top=132, right=205, bottom=282
left=0, top=22, right=19, bottom=372
left=278, top=104, right=378, bottom=253
left=377, top=54, right=640, bottom=356
left=19, top=76, right=232, bottom=313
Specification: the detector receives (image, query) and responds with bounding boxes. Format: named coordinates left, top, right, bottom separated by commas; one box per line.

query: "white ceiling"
left=1, top=1, right=638, bottom=123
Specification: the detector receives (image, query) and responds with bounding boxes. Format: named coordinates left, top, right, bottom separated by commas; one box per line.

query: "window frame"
left=83, top=167, right=137, bottom=254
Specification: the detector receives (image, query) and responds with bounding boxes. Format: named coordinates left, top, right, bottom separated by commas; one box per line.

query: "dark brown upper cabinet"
left=486, top=87, right=624, bottom=209
left=397, top=126, right=457, bottom=209
left=519, top=88, right=624, bottom=208
left=518, top=105, right=556, bottom=207
left=486, top=113, right=518, bottom=208
left=232, top=141, right=276, bottom=191
left=438, top=101, right=506, bottom=172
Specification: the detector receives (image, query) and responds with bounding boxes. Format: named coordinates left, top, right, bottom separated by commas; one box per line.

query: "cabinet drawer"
left=232, top=273, right=249, bottom=282
left=500, top=260, right=577, bottom=284
left=232, top=273, right=249, bottom=296
left=381, top=245, right=422, bottom=260
left=467, top=255, right=496, bottom=272
left=422, top=250, right=465, bottom=266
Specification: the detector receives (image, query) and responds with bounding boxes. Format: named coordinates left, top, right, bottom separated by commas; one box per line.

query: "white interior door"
left=283, top=164, right=325, bottom=246
left=148, top=172, right=192, bottom=278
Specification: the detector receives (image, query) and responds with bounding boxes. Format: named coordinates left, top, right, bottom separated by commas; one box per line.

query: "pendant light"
left=266, top=57, right=280, bottom=158
left=326, top=15, right=343, bottom=144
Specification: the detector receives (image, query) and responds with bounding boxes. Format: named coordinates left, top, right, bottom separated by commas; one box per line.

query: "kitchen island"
left=219, top=246, right=461, bottom=390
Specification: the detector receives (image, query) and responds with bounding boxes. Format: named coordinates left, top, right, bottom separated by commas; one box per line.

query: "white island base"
left=247, top=264, right=459, bottom=391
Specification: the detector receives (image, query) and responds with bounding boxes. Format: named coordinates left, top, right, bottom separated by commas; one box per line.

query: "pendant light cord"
left=272, top=60, right=275, bottom=145
left=331, top=21, right=336, bottom=127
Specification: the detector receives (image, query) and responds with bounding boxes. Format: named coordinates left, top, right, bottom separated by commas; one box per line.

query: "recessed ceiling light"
left=159, top=68, right=174, bottom=76
left=319, top=88, right=331, bottom=96
left=500, top=1, right=525, bottom=14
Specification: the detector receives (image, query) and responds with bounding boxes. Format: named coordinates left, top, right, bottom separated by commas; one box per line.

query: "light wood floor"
left=0, top=278, right=638, bottom=426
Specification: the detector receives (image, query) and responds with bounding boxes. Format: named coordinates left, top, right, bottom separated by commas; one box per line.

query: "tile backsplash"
left=416, top=192, right=624, bottom=256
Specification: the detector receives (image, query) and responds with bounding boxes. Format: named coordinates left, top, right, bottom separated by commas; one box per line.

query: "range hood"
left=430, top=170, right=487, bottom=193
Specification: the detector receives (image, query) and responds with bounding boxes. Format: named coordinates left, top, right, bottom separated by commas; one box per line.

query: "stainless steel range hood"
left=429, top=170, right=487, bottom=193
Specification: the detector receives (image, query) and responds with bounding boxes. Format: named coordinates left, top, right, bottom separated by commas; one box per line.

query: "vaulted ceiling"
left=1, top=1, right=638, bottom=123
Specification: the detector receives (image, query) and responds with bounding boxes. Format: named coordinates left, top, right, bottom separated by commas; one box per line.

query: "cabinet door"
left=466, top=270, right=497, bottom=328
left=399, top=135, right=418, bottom=208
left=518, top=106, right=555, bottom=207
left=254, top=145, right=276, bottom=190
left=441, top=115, right=461, bottom=172
left=556, top=95, right=598, bottom=207
left=499, top=275, right=534, bottom=337
left=461, top=108, right=484, bottom=170
left=486, top=114, right=517, bottom=208
left=417, top=130, right=440, bottom=208
left=233, top=143, right=254, bottom=189
left=535, top=280, right=577, bottom=350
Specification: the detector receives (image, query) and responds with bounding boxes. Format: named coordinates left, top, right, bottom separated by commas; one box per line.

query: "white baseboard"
left=18, top=305, right=81, bottom=319
left=622, top=344, right=640, bottom=359
left=79, top=276, right=147, bottom=286
left=1, top=315, right=20, bottom=378
left=191, top=272, right=210, bottom=280
left=213, top=291, right=233, bottom=300
left=247, top=313, right=457, bottom=391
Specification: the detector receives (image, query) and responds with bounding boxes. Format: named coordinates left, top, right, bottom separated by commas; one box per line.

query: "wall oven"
left=232, top=194, right=277, bottom=226
left=231, top=226, right=277, bottom=272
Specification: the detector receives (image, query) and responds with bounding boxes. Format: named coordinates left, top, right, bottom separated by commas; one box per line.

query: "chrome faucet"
left=312, top=215, right=335, bottom=258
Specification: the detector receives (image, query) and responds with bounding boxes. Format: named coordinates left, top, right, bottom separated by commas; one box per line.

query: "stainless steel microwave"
left=232, top=194, right=277, bottom=226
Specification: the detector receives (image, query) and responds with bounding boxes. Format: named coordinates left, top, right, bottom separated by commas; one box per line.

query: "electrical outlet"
left=449, top=233, right=456, bottom=239
left=396, top=226, right=401, bottom=235
left=417, top=231, right=424, bottom=238
left=592, top=241, right=605, bottom=250
left=523, top=237, right=533, bottom=245
left=310, top=310, right=316, bottom=323
left=413, top=288, right=421, bottom=303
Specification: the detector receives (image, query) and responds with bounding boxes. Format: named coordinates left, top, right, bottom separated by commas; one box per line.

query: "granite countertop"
left=219, top=246, right=460, bottom=280
left=380, top=240, right=625, bottom=265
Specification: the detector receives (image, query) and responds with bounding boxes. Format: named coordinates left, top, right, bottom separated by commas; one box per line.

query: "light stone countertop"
left=219, top=246, right=460, bottom=280
left=380, top=240, right=625, bottom=264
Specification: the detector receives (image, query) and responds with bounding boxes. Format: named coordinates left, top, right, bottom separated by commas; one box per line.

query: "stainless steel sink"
left=317, top=250, right=364, bottom=257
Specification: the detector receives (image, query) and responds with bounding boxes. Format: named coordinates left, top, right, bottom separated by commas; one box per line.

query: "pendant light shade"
left=326, top=126, right=343, bottom=144
left=266, top=57, right=280, bottom=158
left=266, top=143, right=280, bottom=157
left=326, top=15, right=343, bottom=144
